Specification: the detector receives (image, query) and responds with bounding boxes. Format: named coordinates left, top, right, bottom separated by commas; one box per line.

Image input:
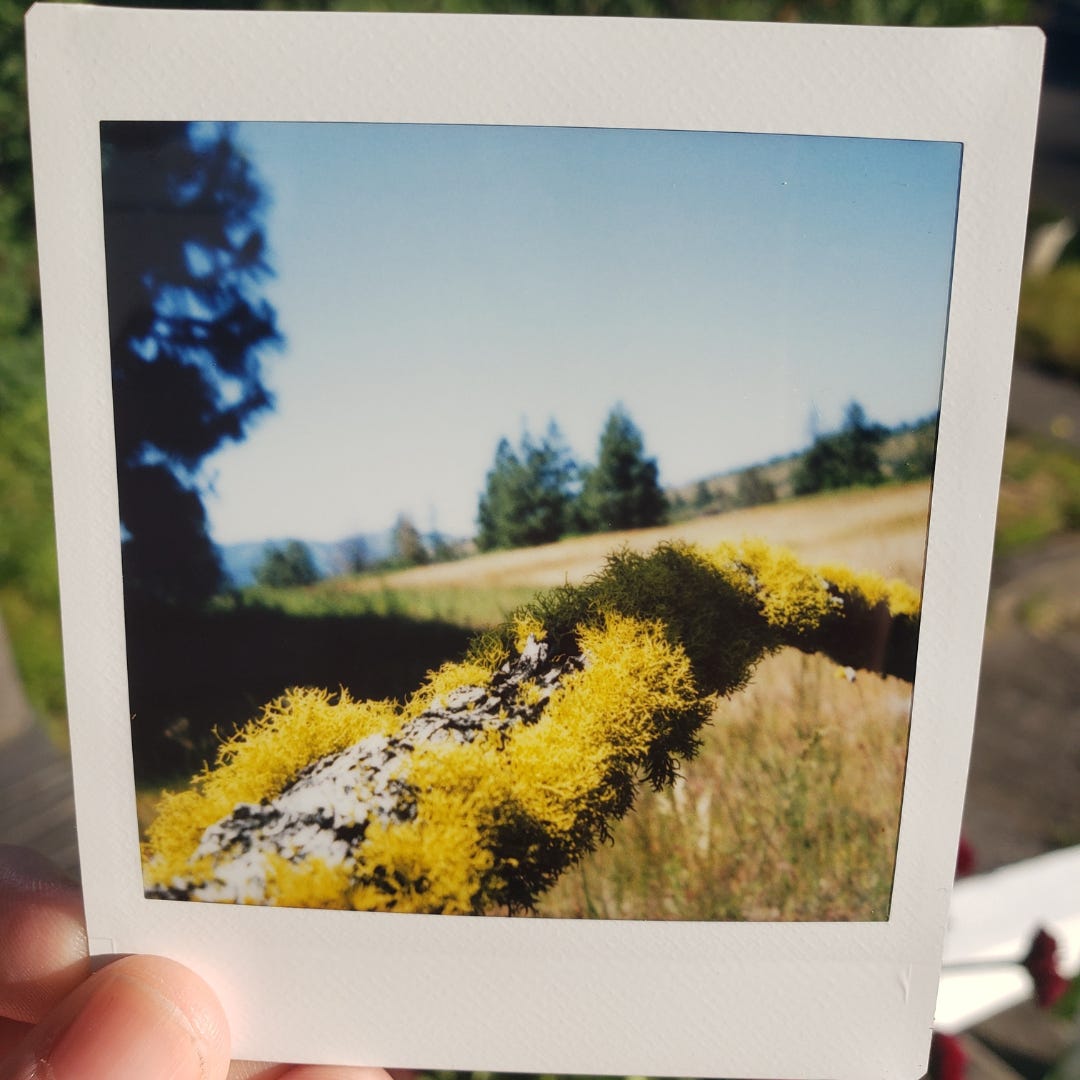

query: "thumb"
left=0, top=954, right=231, bottom=1080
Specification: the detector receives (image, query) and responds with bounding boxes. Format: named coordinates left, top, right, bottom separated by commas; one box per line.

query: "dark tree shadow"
left=123, top=598, right=475, bottom=784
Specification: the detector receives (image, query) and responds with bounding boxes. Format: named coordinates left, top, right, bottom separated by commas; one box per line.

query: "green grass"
left=995, top=435, right=1080, bottom=555
left=230, top=579, right=541, bottom=629
left=0, top=312, right=66, bottom=740
left=1018, top=265, right=1080, bottom=383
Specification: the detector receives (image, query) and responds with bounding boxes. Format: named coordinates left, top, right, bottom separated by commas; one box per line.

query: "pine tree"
left=254, top=541, right=320, bottom=588
left=392, top=515, right=430, bottom=567
left=793, top=401, right=887, bottom=496
left=577, top=406, right=667, bottom=533
left=476, top=423, right=576, bottom=550
left=736, top=467, right=778, bottom=508
left=102, top=121, right=279, bottom=603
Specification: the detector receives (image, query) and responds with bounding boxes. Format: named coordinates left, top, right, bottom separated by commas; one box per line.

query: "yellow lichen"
left=816, top=562, right=921, bottom=617
left=337, top=611, right=711, bottom=914
left=263, top=853, right=355, bottom=910
left=709, top=539, right=835, bottom=633
left=709, top=540, right=921, bottom=629
left=512, top=612, right=547, bottom=652
left=143, top=539, right=921, bottom=911
left=404, top=656, right=495, bottom=717
left=143, top=689, right=399, bottom=892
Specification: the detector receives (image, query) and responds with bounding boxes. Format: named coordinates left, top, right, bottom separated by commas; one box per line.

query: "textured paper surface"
left=26, top=7, right=1042, bottom=1076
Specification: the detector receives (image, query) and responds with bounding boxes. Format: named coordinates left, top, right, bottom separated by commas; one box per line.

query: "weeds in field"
left=143, top=540, right=917, bottom=917
left=230, top=581, right=542, bottom=629
left=996, top=435, right=1080, bottom=554
left=538, top=650, right=908, bottom=920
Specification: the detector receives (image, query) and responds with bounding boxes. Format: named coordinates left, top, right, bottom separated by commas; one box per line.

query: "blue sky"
left=204, top=122, right=960, bottom=544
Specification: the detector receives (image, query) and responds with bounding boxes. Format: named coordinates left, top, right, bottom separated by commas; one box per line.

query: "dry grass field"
left=142, top=481, right=931, bottom=919
left=534, top=648, right=912, bottom=920
left=339, top=480, right=931, bottom=604
left=366, top=481, right=930, bottom=921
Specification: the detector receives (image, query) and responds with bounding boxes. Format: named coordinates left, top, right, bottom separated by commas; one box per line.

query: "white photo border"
left=26, top=7, right=1043, bottom=1077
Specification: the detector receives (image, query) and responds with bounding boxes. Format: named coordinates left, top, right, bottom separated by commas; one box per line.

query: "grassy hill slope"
left=335, top=479, right=933, bottom=598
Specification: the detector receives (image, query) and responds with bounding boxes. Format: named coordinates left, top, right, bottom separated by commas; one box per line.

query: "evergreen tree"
left=476, top=423, right=576, bottom=551
left=340, top=536, right=370, bottom=575
left=102, top=121, right=279, bottom=603
left=428, top=532, right=457, bottom=563
left=577, top=406, right=667, bottom=533
left=893, top=421, right=939, bottom=481
left=254, top=541, right=320, bottom=588
left=792, top=401, right=887, bottom=496
left=736, top=467, right=778, bottom=508
left=392, top=515, right=430, bottom=567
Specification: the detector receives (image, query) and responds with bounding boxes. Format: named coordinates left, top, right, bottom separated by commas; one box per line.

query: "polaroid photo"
left=26, top=6, right=1043, bottom=1077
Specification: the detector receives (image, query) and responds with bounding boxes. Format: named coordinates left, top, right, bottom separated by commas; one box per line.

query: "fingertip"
left=0, top=846, right=89, bottom=1023
left=107, top=954, right=232, bottom=1076
left=0, top=846, right=80, bottom=892
left=3, top=952, right=232, bottom=1080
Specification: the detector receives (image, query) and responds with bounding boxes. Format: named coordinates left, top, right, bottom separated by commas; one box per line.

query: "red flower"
left=955, top=835, right=976, bottom=879
left=1022, top=928, right=1070, bottom=1008
left=928, top=1032, right=967, bottom=1080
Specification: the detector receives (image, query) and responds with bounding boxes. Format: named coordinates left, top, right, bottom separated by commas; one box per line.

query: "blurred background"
left=1, top=0, right=1078, bottom=1077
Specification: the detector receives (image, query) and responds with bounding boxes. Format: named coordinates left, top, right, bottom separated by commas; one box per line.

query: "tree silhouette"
left=736, top=467, right=778, bottom=508
left=792, top=401, right=887, bottom=496
left=340, top=536, right=370, bottom=575
left=476, top=423, right=576, bottom=551
left=254, top=541, right=320, bottom=588
left=102, top=121, right=279, bottom=603
left=577, top=405, right=666, bottom=533
left=392, top=515, right=430, bottom=567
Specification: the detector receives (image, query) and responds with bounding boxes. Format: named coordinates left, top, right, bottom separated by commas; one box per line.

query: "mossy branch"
left=143, top=540, right=919, bottom=913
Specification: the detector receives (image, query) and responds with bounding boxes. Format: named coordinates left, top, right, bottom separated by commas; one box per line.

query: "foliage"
left=736, top=466, right=778, bottom=508
left=102, top=121, right=279, bottom=603
left=0, top=0, right=64, bottom=730
left=143, top=539, right=920, bottom=912
left=540, top=648, right=909, bottom=920
left=0, top=0, right=1034, bottom=743
left=576, top=405, right=667, bottom=533
left=476, top=423, right=576, bottom=551
left=124, top=592, right=477, bottom=777
left=253, top=540, right=320, bottom=588
left=240, top=579, right=541, bottom=628
left=258, top=0, right=1028, bottom=24
left=995, top=435, right=1080, bottom=554
left=890, top=419, right=939, bottom=482
left=477, top=408, right=668, bottom=548
left=391, top=513, right=431, bottom=566
left=1017, top=265, right=1080, bottom=383
left=339, top=535, right=369, bottom=574
left=792, top=401, right=888, bottom=496
left=0, top=0, right=34, bottom=243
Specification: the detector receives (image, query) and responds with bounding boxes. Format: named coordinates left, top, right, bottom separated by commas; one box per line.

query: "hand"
left=0, top=845, right=398, bottom=1080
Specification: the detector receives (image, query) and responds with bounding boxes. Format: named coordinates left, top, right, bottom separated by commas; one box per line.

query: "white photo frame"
left=26, top=6, right=1043, bottom=1077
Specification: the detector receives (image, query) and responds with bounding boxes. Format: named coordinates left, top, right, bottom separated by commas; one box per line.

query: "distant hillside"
left=667, top=415, right=938, bottom=519
left=220, top=531, right=394, bottom=588
left=221, top=417, right=937, bottom=585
